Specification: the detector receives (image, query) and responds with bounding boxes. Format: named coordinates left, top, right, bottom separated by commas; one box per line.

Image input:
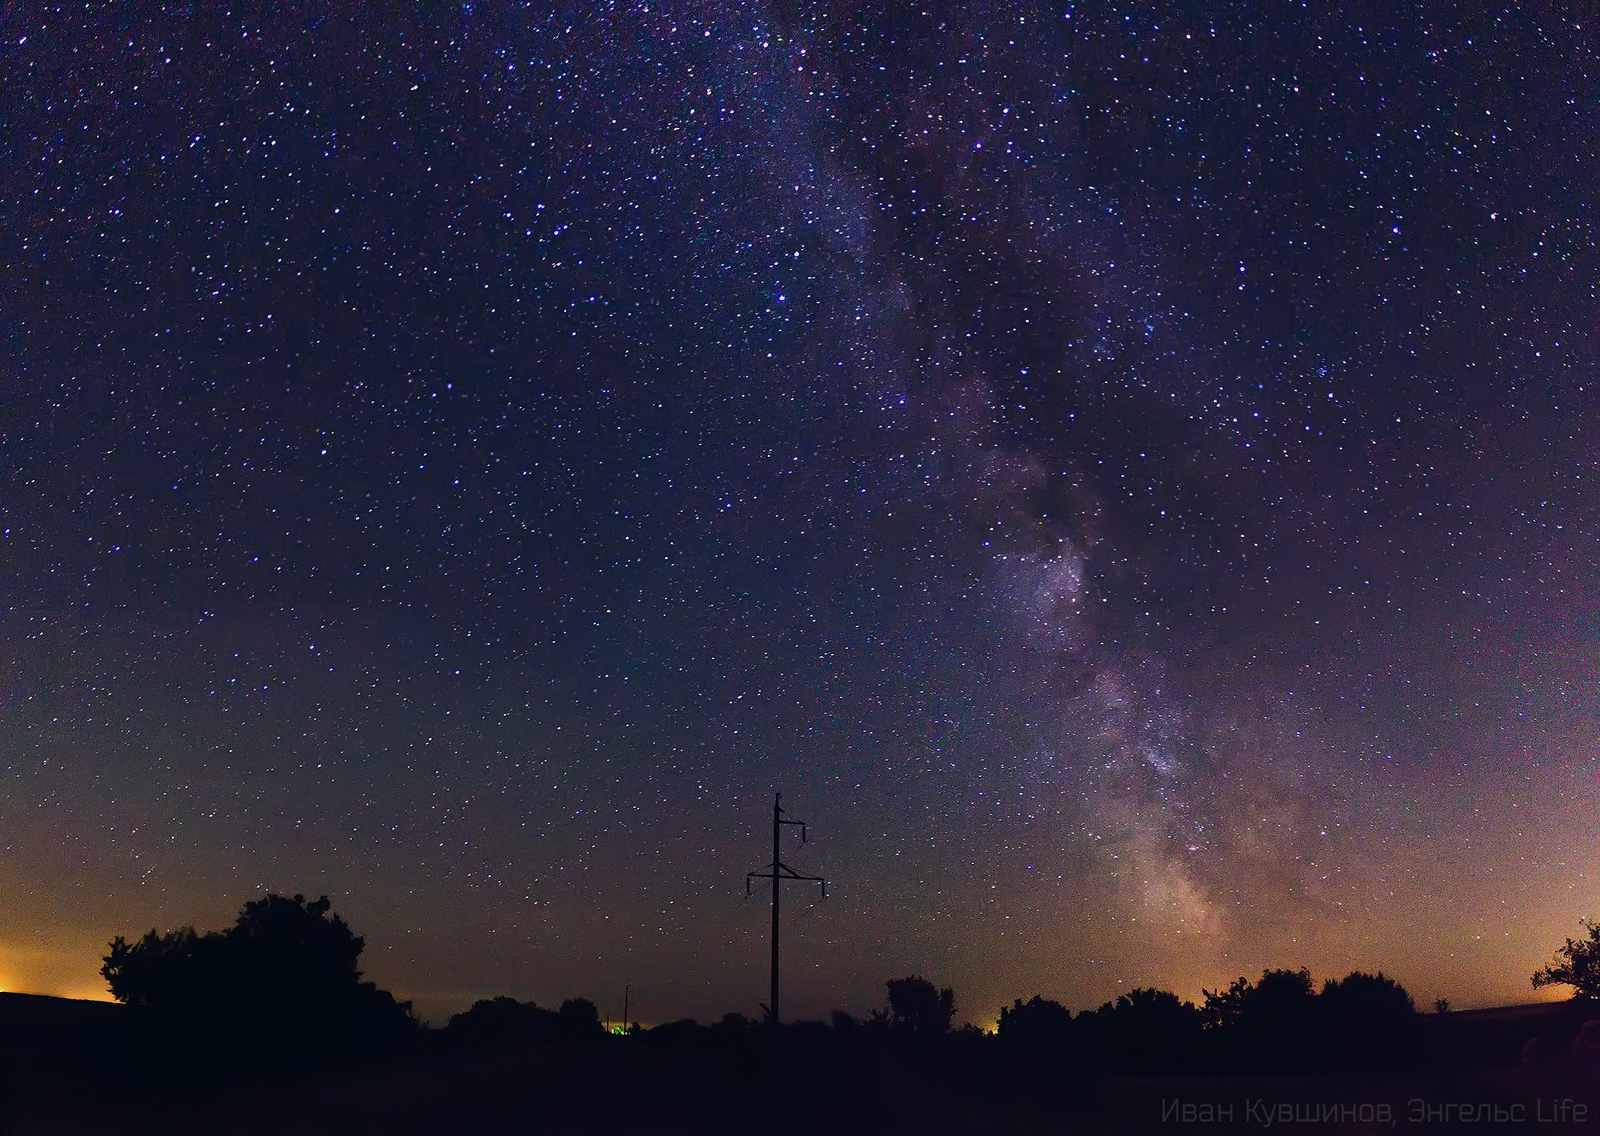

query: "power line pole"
left=746, top=793, right=825, bottom=1025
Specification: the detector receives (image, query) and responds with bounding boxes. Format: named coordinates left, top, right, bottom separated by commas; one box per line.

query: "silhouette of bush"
left=445, top=996, right=561, bottom=1047
left=102, top=926, right=226, bottom=1015
left=558, top=997, right=604, bottom=1038
left=101, top=893, right=415, bottom=1070
left=886, top=976, right=955, bottom=1034
left=442, top=995, right=604, bottom=1046
left=1198, top=967, right=1422, bottom=1072
left=1319, top=970, right=1421, bottom=1070
left=1257, top=968, right=1316, bottom=1065
left=1534, top=918, right=1600, bottom=1002
left=1080, top=988, right=1202, bottom=1072
left=997, top=995, right=1073, bottom=1052
left=1199, top=974, right=1253, bottom=1031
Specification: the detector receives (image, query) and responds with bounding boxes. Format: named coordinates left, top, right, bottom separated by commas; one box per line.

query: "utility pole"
left=746, top=793, right=825, bottom=1025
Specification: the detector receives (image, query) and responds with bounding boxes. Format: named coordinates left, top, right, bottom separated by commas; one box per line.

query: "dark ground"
left=1, top=995, right=1596, bottom=1135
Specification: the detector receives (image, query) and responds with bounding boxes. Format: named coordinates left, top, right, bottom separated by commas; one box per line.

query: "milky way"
left=3, top=3, right=1597, bottom=1024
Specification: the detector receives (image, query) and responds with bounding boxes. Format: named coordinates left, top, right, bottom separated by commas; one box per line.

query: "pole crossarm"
left=746, top=864, right=826, bottom=896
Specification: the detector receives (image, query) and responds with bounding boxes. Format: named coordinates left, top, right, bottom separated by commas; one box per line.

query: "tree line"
left=99, top=893, right=1600, bottom=1078
left=994, top=968, right=1419, bottom=1074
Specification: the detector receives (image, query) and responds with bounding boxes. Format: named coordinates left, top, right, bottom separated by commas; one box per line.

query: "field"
left=2, top=994, right=1598, bottom=1134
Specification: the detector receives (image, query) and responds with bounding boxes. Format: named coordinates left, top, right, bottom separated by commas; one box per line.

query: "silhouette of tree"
left=1247, top=968, right=1317, bottom=1018
left=446, top=996, right=561, bottom=1046
left=1199, top=975, right=1253, bottom=1030
left=1533, top=919, right=1600, bottom=1001
left=886, top=976, right=955, bottom=1034
left=1319, top=970, right=1420, bottom=1070
left=1321, top=971, right=1415, bottom=1020
left=1202, top=968, right=1318, bottom=1072
left=558, top=997, right=604, bottom=1037
left=1081, top=988, right=1203, bottom=1072
left=997, top=995, right=1073, bottom=1050
left=102, top=926, right=227, bottom=1014
left=443, top=996, right=603, bottom=1046
left=102, top=893, right=414, bottom=1067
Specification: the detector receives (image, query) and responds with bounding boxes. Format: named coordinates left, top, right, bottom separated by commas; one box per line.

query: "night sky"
left=4, top=3, right=1598, bottom=1027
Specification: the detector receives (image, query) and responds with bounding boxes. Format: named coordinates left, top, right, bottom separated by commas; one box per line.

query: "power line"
left=745, top=792, right=825, bottom=1025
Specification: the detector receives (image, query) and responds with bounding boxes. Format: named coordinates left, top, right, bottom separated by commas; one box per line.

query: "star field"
left=2, top=3, right=1598, bottom=1024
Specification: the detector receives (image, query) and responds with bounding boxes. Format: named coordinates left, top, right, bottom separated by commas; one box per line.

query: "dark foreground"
left=3, top=995, right=1598, bottom=1135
